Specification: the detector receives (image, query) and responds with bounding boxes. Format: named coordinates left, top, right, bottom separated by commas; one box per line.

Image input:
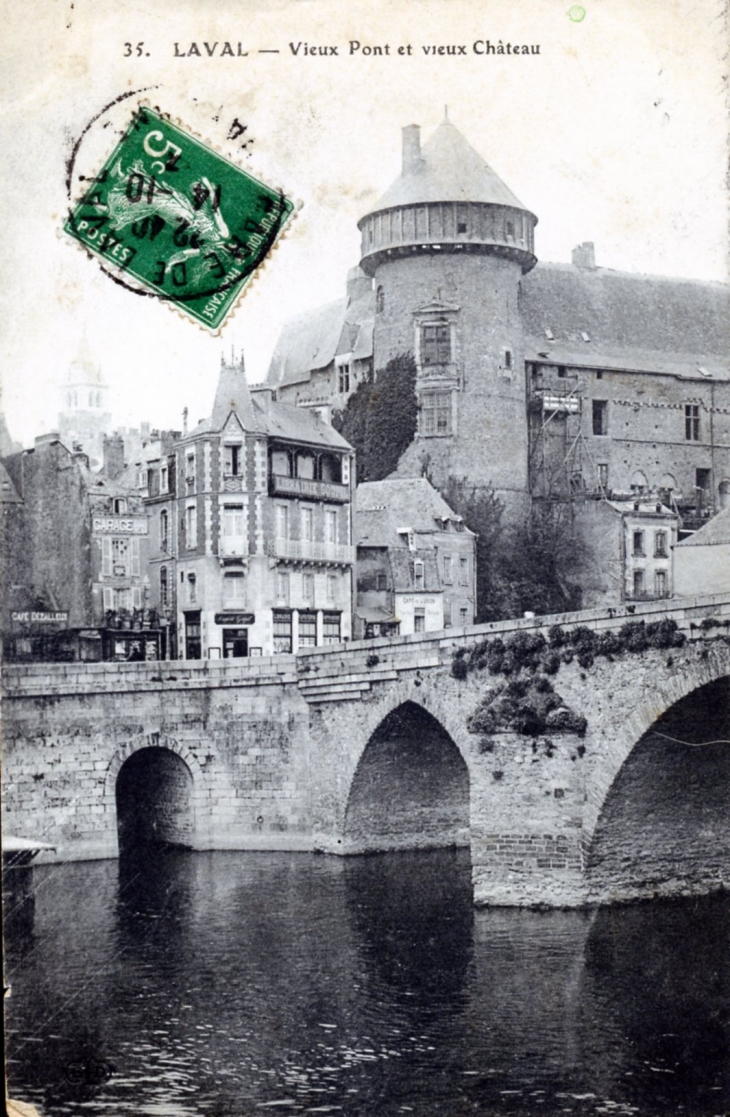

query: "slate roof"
left=675, top=506, right=730, bottom=547
left=252, top=396, right=352, bottom=451
left=266, top=290, right=374, bottom=390
left=356, top=477, right=469, bottom=546
left=365, top=118, right=532, bottom=215
left=522, top=263, right=730, bottom=380
left=183, top=361, right=351, bottom=451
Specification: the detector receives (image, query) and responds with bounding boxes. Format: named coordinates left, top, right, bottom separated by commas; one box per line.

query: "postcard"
left=2, top=1, right=729, bottom=1115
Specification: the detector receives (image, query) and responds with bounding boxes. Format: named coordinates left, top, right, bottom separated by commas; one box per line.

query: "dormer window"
left=376, top=286, right=385, bottom=313
left=414, top=559, right=425, bottom=590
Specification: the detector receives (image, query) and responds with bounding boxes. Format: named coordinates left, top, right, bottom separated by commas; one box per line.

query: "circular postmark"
left=568, top=5, right=587, bottom=21
left=64, top=98, right=294, bottom=331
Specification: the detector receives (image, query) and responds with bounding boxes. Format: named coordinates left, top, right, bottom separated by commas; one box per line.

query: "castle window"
left=421, top=323, right=451, bottom=366
left=592, top=400, right=608, bottom=436
left=457, top=221, right=468, bottom=234
left=421, top=390, right=452, bottom=437
left=503, top=348, right=513, bottom=370
left=506, top=220, right=515, bottom=240
left=224, top=443, right=242, bottom=477
left=376, top=286, right=385, bottom=313
left=337, top=363, right=351, bottom=394
left=685, top=404, right=700, bottom=441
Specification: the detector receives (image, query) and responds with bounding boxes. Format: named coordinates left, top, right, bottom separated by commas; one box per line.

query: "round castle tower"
left=358, top=115, right=537, bottom=509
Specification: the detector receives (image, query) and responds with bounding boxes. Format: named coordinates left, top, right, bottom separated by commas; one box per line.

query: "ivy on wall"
left=332, top=353, right=417, bottom=483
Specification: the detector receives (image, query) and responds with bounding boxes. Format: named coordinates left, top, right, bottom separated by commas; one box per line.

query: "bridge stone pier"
left=3, top=593, right=730, bottom=908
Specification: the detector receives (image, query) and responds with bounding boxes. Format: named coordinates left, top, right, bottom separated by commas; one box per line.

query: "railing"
left=267, top=538, right=355, bottom=565
left=269, top=474, right=350, bottom=503
left=219, top=537, right=248, bottom=558
left=222, top=475, right=244, bottom=492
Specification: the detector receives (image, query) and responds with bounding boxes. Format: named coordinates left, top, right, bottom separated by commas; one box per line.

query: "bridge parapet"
left=2, top=592, right=728, bottom=701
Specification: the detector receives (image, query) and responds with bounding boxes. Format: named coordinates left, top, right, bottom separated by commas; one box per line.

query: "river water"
left=4, top=848, right=730, bottom=1117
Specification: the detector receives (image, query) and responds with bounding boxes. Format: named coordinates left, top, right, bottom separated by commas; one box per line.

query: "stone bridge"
left=3, top=593, right=730, bottom=908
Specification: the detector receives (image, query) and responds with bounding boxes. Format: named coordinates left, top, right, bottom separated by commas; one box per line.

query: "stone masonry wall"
left=3, top=594, right=729, bottom=908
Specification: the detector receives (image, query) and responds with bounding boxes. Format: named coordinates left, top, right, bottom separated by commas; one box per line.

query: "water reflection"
left=5, top=850, right=730, bottom=1116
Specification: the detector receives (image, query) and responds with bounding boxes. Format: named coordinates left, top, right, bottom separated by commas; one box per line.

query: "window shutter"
left=102, top=537, right=112, bottom=576
left=131, top=537, right=140, bottom=576
left=103, top=587, right=113, bottom=610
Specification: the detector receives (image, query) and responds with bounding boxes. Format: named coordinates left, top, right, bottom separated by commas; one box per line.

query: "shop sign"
left=10, top=611, right=69, bottom=626
left=92, top=516, right=147, bottom=535
left=215, top=612, right=255, bottom=625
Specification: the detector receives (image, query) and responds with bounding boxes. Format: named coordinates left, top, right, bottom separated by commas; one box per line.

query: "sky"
left=0, top=0, right=727, bottom=447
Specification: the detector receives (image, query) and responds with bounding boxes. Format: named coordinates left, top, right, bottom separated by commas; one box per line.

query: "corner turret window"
left=506, top=220, right=515, bottom=240
left=421, top=323, right=451, bottom=366
left=376, top=286, right=385, bottom=313
left=224, top=444, right=242, bottom=477
left=503, top=348, right=513, bottom=371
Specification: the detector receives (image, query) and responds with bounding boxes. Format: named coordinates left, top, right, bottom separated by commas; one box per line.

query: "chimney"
left=103, top=433, right=125, bottom=480
left=572, top=242, right=596, bottom=269
left=402, top=124, right=423, bottom=175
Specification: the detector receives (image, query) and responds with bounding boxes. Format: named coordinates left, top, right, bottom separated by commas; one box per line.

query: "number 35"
left=124, top=42, right=145, bottom=57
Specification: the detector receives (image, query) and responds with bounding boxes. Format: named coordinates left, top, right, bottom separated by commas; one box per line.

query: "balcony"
left=267, top=538, right=355, bottom=565
left=270, top=474, right=350, bottom=503
left=219, top=536, right=248, bottom=559
left=222, top=474, right=244, bottom=493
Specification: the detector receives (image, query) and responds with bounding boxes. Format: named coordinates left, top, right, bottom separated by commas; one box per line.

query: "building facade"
left=267, top=115, right=730, bottom=581
left=355, top=478, right=476, bottom=637
left=146, top=357, right=355, bottom=660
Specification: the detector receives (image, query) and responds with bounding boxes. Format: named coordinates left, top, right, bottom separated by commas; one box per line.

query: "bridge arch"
left=585, top=654, right=730, bottom=902
left=342, top=699, right=470, bottom=853
left=103, top=733, right=207, bottom=856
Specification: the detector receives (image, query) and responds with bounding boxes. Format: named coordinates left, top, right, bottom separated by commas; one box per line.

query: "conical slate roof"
left=370, top=118, right=530, bottom=213
left=210, top=356, right=259, bottom=431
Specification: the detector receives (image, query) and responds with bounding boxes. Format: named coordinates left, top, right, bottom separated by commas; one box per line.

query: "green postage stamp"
left=64, top=106, right=295, bottom=330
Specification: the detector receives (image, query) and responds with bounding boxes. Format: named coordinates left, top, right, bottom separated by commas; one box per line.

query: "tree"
left=439, top=478, right=583, bottom=622
left=333, top=353, right=417, bottom=482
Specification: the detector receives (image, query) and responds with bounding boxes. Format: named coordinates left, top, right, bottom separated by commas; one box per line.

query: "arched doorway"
left=343, top=701, right=469, bottom=853
left=587, top=677, right=730, bottom=901
left=116, top=748, right=195, bottom=855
